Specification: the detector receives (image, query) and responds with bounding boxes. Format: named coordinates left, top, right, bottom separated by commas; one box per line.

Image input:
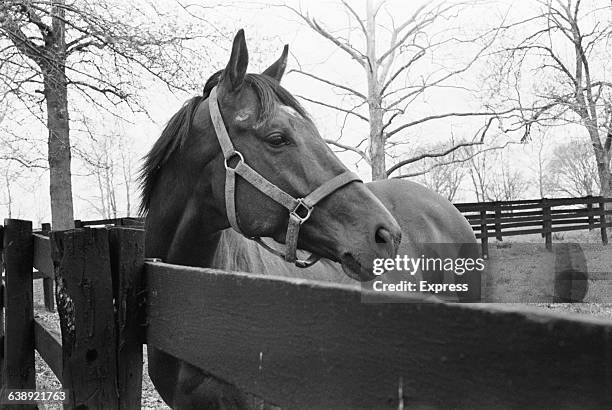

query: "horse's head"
left=148, top=30, right=401, bottom=281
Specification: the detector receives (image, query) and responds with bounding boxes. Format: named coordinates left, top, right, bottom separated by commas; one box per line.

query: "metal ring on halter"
left=290, top=199, right=313, bottom=224
left=224, top=151, right=244, bottom=171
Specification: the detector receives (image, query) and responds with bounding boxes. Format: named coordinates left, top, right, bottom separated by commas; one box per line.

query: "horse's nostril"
left=375, top=225, right=402, bottom=253
left=375, top=227, right=391, bottom=244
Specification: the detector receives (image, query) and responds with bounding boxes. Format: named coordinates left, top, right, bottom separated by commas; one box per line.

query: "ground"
left=483, top=230, right=612, bottom=311
left=32, top=280, right=170, bottom=410
left=31, top=230, right=611, bottom=408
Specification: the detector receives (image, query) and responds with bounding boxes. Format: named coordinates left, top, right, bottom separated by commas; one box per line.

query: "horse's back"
left=366, top=179, right=476, bottom=244
left=367, top=179, right=481, bottom=302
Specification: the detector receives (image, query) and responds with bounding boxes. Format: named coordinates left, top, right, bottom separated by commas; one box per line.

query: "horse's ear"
left=220, top=29, right=249, bottom=93
left=262, top=45, right=288, bottom=82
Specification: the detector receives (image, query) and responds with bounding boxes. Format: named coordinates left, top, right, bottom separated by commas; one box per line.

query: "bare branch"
left=284, top=4, right=366, bottom=66
left=323, top=138, right=370, bottom=165
left=394, top=142, right=514, bottom=179
left=341, top=0, right=367, bottom=37
left=386, top=117, right=498, bottom=177
left=376, top=3, right=434, bottom=64
left=387, top=109, right=515, bottom=139
left=288, top=69, right=367, bottom=100
left=296, top=94, right=369, bottom=122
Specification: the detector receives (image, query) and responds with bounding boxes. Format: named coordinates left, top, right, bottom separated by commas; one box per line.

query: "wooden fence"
left=1, top=220, right=144, bottom=409
left=455, top=196, right=612, bottom=257
left=1, top=218, right=612, bottom=408
left=29, top=194, right=612, bottom=313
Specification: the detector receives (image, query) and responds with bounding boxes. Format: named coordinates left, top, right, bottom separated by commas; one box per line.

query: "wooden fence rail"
left=455, top=196, right=612, bottom=257
left=1, top=218, right=612, bottom=408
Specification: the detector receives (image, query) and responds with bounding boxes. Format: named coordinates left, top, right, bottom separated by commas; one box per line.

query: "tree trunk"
left=368, top=96, right=386, bottom=180
left=45, top=2, right=74, bottom=230
left=5, top=170, right=12, bottom=218
left=125, top=185, right=131, bottom=217
left=595, top=153, right=612, bottom=198
left=45, top=73, right=74, bottom=230
left=583, top=122, right=611, bottom=198
left=537, top=141, right=545, bottom=198
left=366, top=0, right=386, bottom=181
left=121, top=151, right=132, bottom=217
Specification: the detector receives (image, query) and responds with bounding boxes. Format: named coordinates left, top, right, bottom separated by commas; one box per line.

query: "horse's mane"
left=138, top=70, right=309, bottom=215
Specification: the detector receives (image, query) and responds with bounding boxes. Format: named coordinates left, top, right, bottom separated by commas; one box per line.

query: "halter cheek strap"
left=208, top=86, right=362, bottom=267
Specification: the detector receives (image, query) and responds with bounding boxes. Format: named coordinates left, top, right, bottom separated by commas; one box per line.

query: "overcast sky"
left=1, top=0, right=598, bottom=223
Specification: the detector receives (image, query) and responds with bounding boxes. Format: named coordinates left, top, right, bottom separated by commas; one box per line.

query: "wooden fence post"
left=51, top=228, right=119, bottom=409
left=586, top=196, right=594, bottom=229
left=109, top=228, right=145, bottom=410
left=40, top=223, right=54, bottom=312
left=0, top=223, right=4, bottom=390
left=494, top=202, right=502, bottom=241
left=0, top=225, right=5, bottom=390
left=480, top=210, right=488, bottom=258
left=2, top=219, right=35, bottom=409
left=542, top=199, right=552, bottom=251
left=599, top=198, right=608, bottom=245
left=0, top=278, right=3, bottom=390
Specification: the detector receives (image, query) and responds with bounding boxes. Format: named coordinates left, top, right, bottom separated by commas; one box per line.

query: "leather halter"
left=208, top=86, right=362, bottom=267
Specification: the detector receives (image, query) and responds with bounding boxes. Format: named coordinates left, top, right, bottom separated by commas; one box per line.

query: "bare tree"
left=118, top=136, right=135, bottom=217
left=545, top=139, right=599, bottom=197
left=75, top=119, right=138, bottom=219
left=411, top=140, right=468, bottom=202
left=527, top=130, right=551, bottom=198
left=285, top=1, right=517, bottom=180
left=0, top=0, right=221, bottom=228
left=463, top=141, right=522, bottom=202
left=494, top=0, right=612, bottom=197
left=0, top=97, right=43, bottom=218
left=466, top=144, right=492, bottom=202
left=1, top=165, right=16, bottom=218
left=486, top=152, right=527, bottom=201
left=80, top=138, right=118, bottom=220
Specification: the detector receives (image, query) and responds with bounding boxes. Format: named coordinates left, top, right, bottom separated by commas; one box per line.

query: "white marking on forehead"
left=234, top=109, right=253, bottom=122
left=280, top=105, right=301, bottom=118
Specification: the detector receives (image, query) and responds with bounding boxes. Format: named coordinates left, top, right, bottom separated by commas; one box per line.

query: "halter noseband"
left=208, top=86, right=362, bottom=268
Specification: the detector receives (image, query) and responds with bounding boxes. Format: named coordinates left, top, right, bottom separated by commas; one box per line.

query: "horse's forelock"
left=203, top=71, right=309, bottom=124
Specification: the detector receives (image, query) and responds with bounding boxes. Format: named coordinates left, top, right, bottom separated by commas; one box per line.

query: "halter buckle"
left=290, top=199, right=313, bottom=224
left=224, top=151, right=244, bottom=171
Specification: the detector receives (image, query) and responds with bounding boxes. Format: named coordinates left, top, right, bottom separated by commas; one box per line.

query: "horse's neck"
left=212, top=229, right=355, bottom=285
left=145, top=191, right=224, bottom=267
left=147, top=211, right=354, bottom=284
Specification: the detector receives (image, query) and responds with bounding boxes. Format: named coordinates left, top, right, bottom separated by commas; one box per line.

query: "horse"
left=140, top=30, right=479, bottom=409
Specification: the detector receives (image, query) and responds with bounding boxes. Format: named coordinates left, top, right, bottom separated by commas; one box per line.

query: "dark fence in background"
left=73, top=217, right=145, bottom=228
left=455, top=196, right=612, bottom=257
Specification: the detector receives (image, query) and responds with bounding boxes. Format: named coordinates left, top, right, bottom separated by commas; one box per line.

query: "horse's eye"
left=266, top=133, right=289, bottom=147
